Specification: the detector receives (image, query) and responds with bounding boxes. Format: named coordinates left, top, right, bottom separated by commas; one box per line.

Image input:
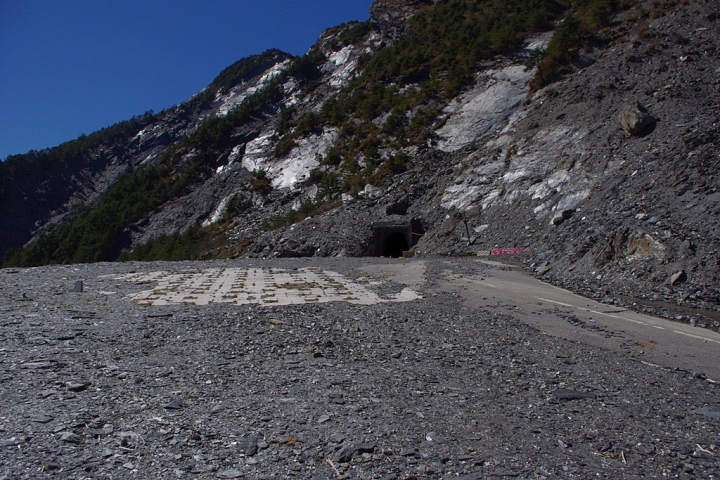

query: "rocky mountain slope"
left=1, top=0, right=718, bottom=327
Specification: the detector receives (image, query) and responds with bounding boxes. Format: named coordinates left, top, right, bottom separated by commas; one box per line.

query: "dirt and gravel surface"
left=1, top=257, right=719, bottom=479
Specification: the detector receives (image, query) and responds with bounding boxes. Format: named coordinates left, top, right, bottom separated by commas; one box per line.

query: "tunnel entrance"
left=372, top=220, right=423, bottom=257
left=383, top=232, right=409, bottom=258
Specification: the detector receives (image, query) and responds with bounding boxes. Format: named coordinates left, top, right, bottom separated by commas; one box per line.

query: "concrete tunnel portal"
left=372, top=220, right=424, bottom=257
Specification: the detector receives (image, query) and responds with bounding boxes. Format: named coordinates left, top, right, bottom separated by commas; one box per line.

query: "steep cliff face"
left=1, top=0, right=718, bottom=325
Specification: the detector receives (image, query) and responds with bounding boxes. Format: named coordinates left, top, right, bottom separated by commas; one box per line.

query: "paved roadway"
left=109, top=258, right=720, bottom=381
left=442, top=259, right=720, bottom=381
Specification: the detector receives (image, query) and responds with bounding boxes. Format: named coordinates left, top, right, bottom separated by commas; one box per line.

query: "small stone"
left=21, top=362, right=53, bottom=370
left=31, top=415, right=54, bottom=424
left=42, top=461, right=61, bottom=471
left=619, top=102, right=656, bottom=136
left=0, top=438, right=22, bottom=447
left=73, top=281, right=84, bottom=292
left=163, top=400, right=183, bottom=410
left=670, top=270, right=687, bottom=286
left=357, top=443, right=376, bottom=454
left=552, top=389, right=595, bottom=401
left=122, top=462, right=135, bottom=470
left=400, top=447, right=417, bottom=457
left=537, top=265, right=552, bottom=275
left=60, top=432, right=83, bottom=444
left=329, top=433, right=345, bottom=443
left=333, top=445, right=355, bottom=463
left=238, top=437, right=258, bottom=456
left=217, top=468, right=244, bottom=479
left=598, top=440, right=612, bottom=453
left=318, top=414, right=331, bottom=424
left=692, top=405, right=720, bottom=419
left=55, top=332, right=77, bottom=341
left=66, top=382, right=89, bottom=392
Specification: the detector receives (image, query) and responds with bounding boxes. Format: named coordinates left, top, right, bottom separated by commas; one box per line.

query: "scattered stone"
left=30, top=415, right=54, bottom=424
left=73, top=281, right=84, bottom=292
left=66, top=382, right=89, bottom=392
left=400, top=448, right=417, bottom=457
left=536, top=265, right=552, bottom=275
left=42, top=460, right=61, bottom=471
left=217, top=468, right=244, bottom=478
left=20, top=361, right=53, bottom=370
left=670, top=270, right=687, bottom=286
left=0, top=438, right=22, bottom=447
left=163, top=400, right=183, bottom=410
left=37, top=389, right=57, bottom=399
left=238, top=437, right=258, bottom=456
left=552, top=389, right=596, bottom=401
left=552, top=209, right=575, bottom=226
left=60, top=432, right=84, bottom=444
left=598, top=440, right=612, bottom=453
left=333, top=445, right=355, bottom=463
left=357, top=443, right=376, bottom=454
left=619, top=102, right=657, bottom=136
left=692, top=405, right=720, bottom=419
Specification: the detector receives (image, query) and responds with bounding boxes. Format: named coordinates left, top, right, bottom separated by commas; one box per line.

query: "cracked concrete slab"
left=109, top=267, right=421, bottom=306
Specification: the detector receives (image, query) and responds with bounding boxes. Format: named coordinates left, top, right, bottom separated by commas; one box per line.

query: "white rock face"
left=325, top=45, right=359, bottom=88
left=292, top=185, right=319, bottom=210
left=440, top=119, right=595, bottom=220
left=436, top=65, right=535, bottom=152
left=241, top=128, right=339, bottom=190
left=202, top=194, right=234, bottom=227
left=215, top=60, right=292, bottom=117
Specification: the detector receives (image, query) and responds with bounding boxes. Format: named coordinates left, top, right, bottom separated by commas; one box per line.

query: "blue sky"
left=0, top=1, right=374, bottom=159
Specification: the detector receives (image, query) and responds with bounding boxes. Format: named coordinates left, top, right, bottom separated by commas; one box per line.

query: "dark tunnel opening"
left=383, top=232, right=409, bottom=258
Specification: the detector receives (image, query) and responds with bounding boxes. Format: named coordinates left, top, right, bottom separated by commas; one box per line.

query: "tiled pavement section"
left=109, top=267, right=421, bottom=306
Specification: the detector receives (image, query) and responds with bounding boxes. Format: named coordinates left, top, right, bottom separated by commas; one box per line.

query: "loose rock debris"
left=0, top=257, right=718, bottom=479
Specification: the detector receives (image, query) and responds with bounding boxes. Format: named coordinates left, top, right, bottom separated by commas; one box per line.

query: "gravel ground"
left=1, top=258, right=718, bottom=479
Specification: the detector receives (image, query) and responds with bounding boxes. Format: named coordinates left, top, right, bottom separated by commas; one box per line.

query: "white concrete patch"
left=111, top=267, right=421, bottom=306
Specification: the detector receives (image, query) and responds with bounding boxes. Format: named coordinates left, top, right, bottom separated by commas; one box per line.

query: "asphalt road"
left=441, top=259, right=720, bottom=381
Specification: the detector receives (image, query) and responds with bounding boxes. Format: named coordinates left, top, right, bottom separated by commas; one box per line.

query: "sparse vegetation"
left=118, top=226, right=210, bottom=262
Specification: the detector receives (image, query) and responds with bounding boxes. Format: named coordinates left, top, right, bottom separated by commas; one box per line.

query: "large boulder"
left=619, top=102, right=657, bottom=136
